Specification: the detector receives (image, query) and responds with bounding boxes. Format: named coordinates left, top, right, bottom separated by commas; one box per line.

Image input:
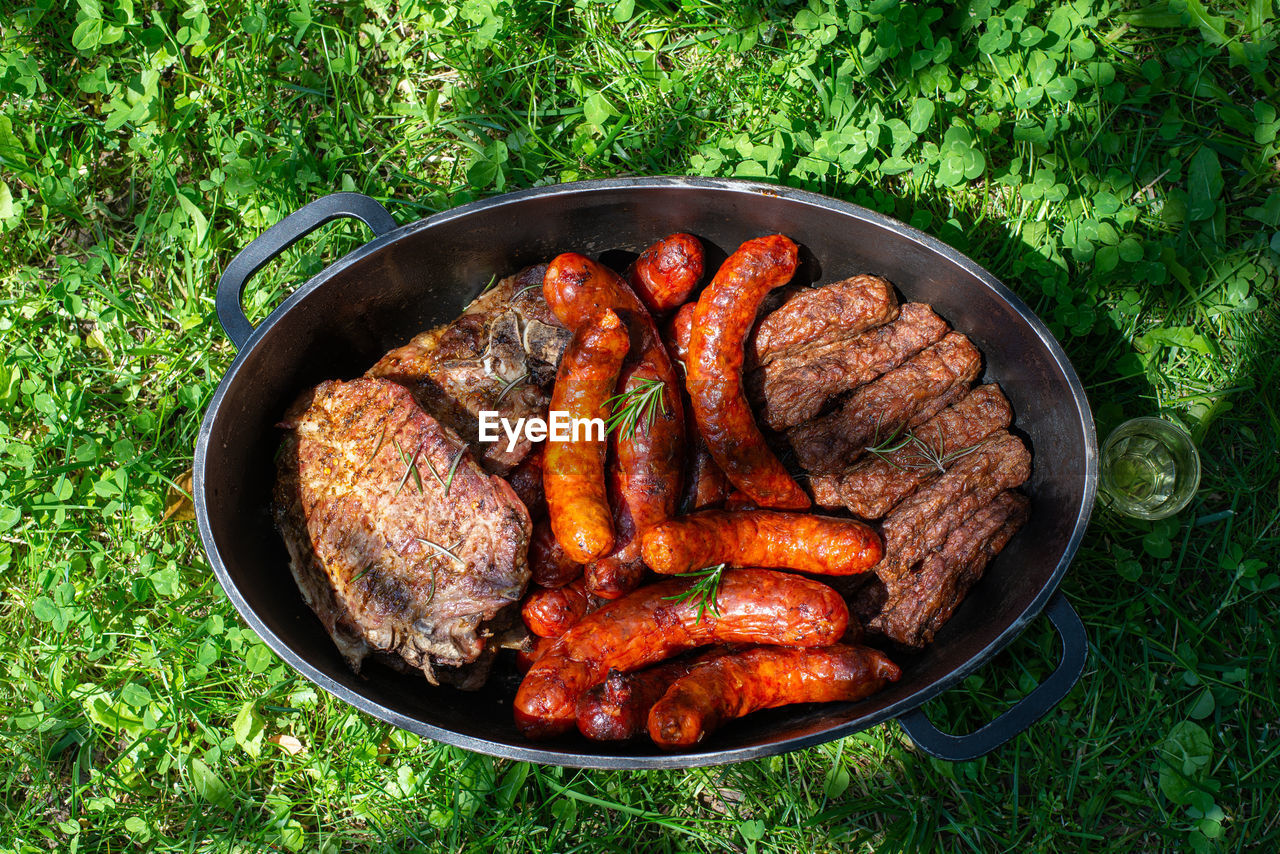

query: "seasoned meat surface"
left=864, top=491, right=1030, bottom=647
left=877, top=431, right=1030, bottom=584
left=367, top=264, right=570, bottom=474
left=748, top=274, right=899, bottom=367
left=274, top=378, right=532, bottom=689
left=810, top=384, right=1014, bottom=516
left=787, top=332, right=982, bottom=473
left=747, top=303, right=949, bottom=431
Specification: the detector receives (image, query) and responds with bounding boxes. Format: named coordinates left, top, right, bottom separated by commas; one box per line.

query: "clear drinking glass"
left=1099, top=417, right=1201, bottom=520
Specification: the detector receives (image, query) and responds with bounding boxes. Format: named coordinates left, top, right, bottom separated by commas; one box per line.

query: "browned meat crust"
left=367, top=265, right=570, bottom=474
left=748, top=274, right=899, bottom=367
left=810, top=384, right=1014, bottom=516
left=748, top=303, right=949, bottom=431
left=786, top=332, right=982, bottom=473
left=274, top=378, right=531, bottom=689
left=863, top=491, right=1030, bottom=647
left=877, top=431, right=1031, bottom=583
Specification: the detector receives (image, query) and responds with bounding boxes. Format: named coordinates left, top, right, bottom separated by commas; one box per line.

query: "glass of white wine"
left=1099, top=417, right=1201, bottom=520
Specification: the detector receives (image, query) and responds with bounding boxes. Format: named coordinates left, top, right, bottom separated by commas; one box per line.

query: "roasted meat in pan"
left=876, top=430, right=1031, bottom=582
left=274, top=378, right=532, bottom=689
left=748, top=274, right=899, bottom=367
left=809, top=384, right=1014, bottom=516
left=747, top=302, right=949, bottom=431
left=863, top=491, right=1031, bottom=647
left=367, top=264, right=571, bottom=474
left=786, top=332, right=982, bottom=473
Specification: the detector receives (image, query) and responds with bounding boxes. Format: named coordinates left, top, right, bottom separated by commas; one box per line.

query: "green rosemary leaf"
left=416, top=537, right=465, bottom=567
left=605, top=377, right=668, bottom=439
left=662, top=564, right=726, bottom=623
left=444, top=447, right=466, bottom=495
left=496, top=371, right=529, bottom=404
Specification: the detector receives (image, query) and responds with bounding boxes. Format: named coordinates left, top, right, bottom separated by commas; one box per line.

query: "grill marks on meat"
left=865, top=491, right=1030, bottom=647
left=748, top=274, right=899, bottom=367
left=274, top=378, right=531, bottom=688
left=786, top=332, right=982, bottom=474
left=877, top=431, right=1031, bottom=584
left=810, top=384, right=1014, bottom=516
left=367, top=265, right=570, bottom=474
left=747, top=303, right=949, bottom=431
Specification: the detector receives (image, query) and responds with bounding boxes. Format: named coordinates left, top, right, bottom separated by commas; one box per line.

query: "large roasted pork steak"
left=274, top=377, right=531, bottom=689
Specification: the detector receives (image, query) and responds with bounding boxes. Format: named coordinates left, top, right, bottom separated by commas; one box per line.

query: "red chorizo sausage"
left=667, top=301, right=695, bottom=368
left=544, top=308, right=630, bottom=564
left=666, top=301, right=731, bottom=514
left=543, top=255, right=685, bottom=598
left=515, top=636, right=554, bottom=674
left=521, top=576, right=604, bottom=639
left=648, top=644, right=901, bottom=748
left=686, top=235, right=809, bottom=510
left=641, top=510, right=882, bottom=576
left=628, top=233, right=704, bottom=315
left=514, top=568, right=849, bottom=737
left=528, top=518, right=583, bottom=589
left=576, top=647, right=733, bottom=742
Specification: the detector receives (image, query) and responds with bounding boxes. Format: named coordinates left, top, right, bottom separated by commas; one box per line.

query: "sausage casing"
left=521, top=576, right=603, bottom=639
left=647, top=644, right=901, bottom=748
left=576, top=647, right=733, bottom=742
left=543, top=308, right=629, bottom=563
left=528, top=518, right=583, bottom=589
left=667, top=301, right=731, bottom=514
left=686, top=235, right=809, bottom=510
left=629, top=233, right=705, bottom=314
left=543, top=254, right=685, bottom=597
left=641, top=510, right=882, bottom=576
left=514, top=568, right=849, bottom=737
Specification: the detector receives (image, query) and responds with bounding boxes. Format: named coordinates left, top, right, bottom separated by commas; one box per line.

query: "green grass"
left=2, top=0, right=1278, bottom=851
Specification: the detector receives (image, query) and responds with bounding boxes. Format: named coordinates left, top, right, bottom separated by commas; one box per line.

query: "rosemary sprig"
left=366, top=425, right=388, bottom=464
left=480, top=273, right=499, bottom=293
left=416, top=537, right=465, bottom=568
left=906, top=433, right=989, bottom=475
left=662, top=564, right=726, bottom=623
left=604, top=378, right=668, bottom=439
left=495, top=370, right=529, bottom=404
left=394, top=437, right=423, bottom=496
left=444, top=447, right=466, bottom=494
left=863, top=425, right=914, bottom=469
left=422, top=454, right=447, bottom=491
left=863, top=425, right=989, bottom=476
left=350, top=564, right=376, bottom=584
left=514, top=281, right=542, bottom=298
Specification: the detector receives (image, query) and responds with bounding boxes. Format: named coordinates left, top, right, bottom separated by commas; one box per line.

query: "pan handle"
left=216, top=192, right=398, bottom=350
left=896, top=592, right=1087, bottom=762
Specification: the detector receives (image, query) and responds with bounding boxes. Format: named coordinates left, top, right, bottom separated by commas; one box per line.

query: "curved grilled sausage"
left=648, top=644, right=901, bottom=748
left=515, top=636, right=554, bottom=674
left=521, top=576, right=604, bottom=639
left=666, top=302, right=731, bottom=515
left=667, top=301, right=696, bottom=367
left=514, top=568, right=849, bottom=737
left=529, top=518, right=583, bottom=589
left=576, top=647, right=733, bottom=742
left=641, top=510, right=882, bottom=576
left=686, top=235, right=809, bottom=510
left=629, top=233, right=704, bottom=315
left=544, top=309, right=630, bottom=564
left=543, top=254, right=685, bottom=598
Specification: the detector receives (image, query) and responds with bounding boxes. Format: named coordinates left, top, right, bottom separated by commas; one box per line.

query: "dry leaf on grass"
left=268, top=734, right=304, bottom=755
left=164, top=469, right=195, bottom=522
